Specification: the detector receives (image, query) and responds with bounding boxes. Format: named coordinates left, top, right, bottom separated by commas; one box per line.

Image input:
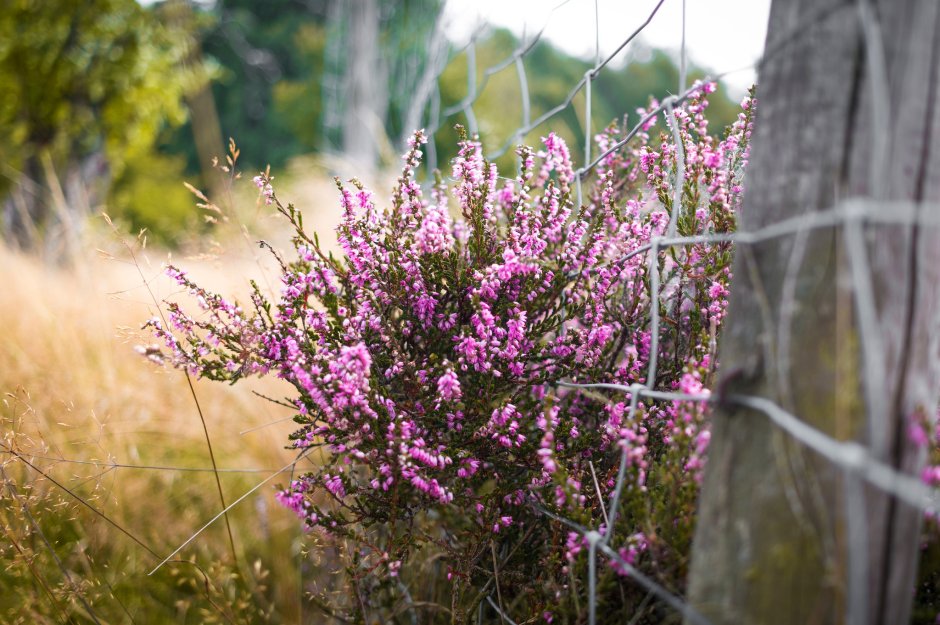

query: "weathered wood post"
left=687, top=0, right=940, bottom=623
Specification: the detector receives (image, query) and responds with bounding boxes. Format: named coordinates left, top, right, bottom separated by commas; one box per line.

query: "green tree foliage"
left=272, top=23, right=327, bottom=156
left=175, top=0, right=329, bottom=172
left=109, top=148, right=197, bottom=246
left=0, top=0, right=197, bottom=250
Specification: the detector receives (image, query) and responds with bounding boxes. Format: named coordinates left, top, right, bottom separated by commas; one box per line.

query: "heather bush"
left=146, top=82, right=754, bottom=623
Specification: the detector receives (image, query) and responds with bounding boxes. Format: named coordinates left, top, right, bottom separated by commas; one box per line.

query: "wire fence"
left=414, top=0, right=935, bottom=623
left=2, top=0, right=933, bottom=623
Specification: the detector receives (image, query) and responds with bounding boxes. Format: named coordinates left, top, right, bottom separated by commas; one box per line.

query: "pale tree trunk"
left=343, top=0, right=385, bottom=172
left=400, top=9, right=447, bottom=150
left=688, top=0, right=940, bottom=623
left=2, top=156, right=44, bottom=250
left=1, top=149, right=108, bottom=261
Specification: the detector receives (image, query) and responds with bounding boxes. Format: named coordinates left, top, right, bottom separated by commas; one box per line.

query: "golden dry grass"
left=0, top=168, right=368, bottom=623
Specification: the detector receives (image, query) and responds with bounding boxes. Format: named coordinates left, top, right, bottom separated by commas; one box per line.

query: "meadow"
left=0, top=172, right=355, bottom=624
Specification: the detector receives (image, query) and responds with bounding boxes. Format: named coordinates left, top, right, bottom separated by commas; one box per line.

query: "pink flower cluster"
left=147, top=83, right=756, bottom=616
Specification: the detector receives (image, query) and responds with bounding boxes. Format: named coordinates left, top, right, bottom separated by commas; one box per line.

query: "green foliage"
left=163, top=0, right=330, bottom=173
left=0, top=0, right=192, bottom=175
left=271, top=24, right=327, bottom=156
left=374, top=0, right=444, bottom=144
left=173, top=0, right=442, bottom=171
left=108, top=148, right=197, bottom=246
left=0, top=0, right=201, bottom=250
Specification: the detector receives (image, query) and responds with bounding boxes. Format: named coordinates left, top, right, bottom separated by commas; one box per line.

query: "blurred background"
left=0, top=0, right=765, bottom=254
left=0, top=1, right=773, bottom=623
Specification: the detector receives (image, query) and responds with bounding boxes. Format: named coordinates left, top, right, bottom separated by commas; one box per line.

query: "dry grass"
left=0, top=168, right=368, bottom=623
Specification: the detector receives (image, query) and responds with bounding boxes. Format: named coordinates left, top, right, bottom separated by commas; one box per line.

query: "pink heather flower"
left=275, top=488, right=305, bottom=519
left=253, top=173, right=275, bottom=204
left=679, top=372, right=706, bottom=397
left=324, top=474, right=345, bottom=499
left=437, top=368, right=461, bottom=403
left=564, top=531, right=584, bottom=561
left=923, top=466, right=940, bottom=486
left=146, top=92, right=758, bottom=610
left=910, top=421, right=929, bottom=447
left=457, top=458, right=480, bottom=479
left=610, top=532, right=648, bottom=576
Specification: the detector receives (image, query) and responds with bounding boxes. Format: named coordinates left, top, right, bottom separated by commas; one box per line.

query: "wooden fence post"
left=687, top=1, right=940, bottom=623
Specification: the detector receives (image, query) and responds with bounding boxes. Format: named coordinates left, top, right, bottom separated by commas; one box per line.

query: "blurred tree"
left=0, top=0, right=741, bottom=248
left=163, top=0, right=227, bottom=201
left=0, top=0, right=198, bottom=255
left=165, top=3, right=727, bottom=182
left=166, top=0, right=443, bottom=174
left=338, top=0, right=385, bottom=169
left=320, top=0, right=443, bottom=170
left=167, top=0, right=330, bottom=174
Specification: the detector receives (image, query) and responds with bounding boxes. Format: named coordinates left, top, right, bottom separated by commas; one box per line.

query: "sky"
left=441, top=0, right=773, bottom=97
